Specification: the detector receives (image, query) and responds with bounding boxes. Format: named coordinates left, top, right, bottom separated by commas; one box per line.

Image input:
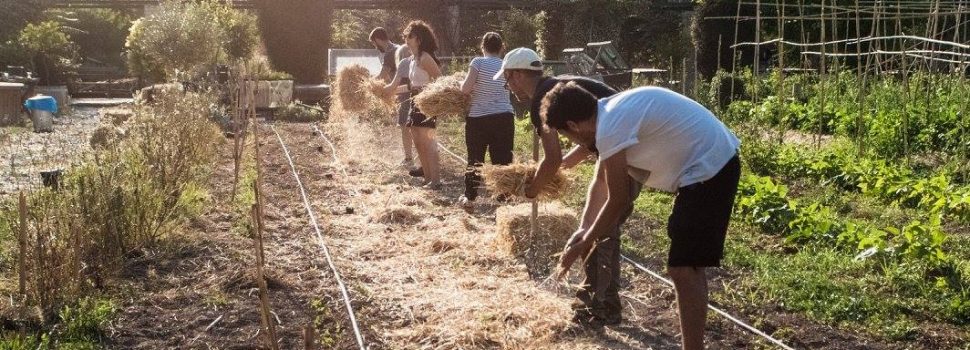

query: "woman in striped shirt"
left=458, top=32, right=515, bottom=209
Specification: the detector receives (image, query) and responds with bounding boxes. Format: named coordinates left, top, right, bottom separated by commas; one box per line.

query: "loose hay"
left=369, top=205, right=424, bottom=225
left=89, top=125, right=125, bottom=149
left=495, top=202, right=578, bottom=275
left=333, top=64, right=372, bottom=113
left=413, top=72, right=468, bottom=119
left=100, top=106, right=133, bottom=126
left=364, top=78, right=394, bottom=106
left=482, top=163, right=570, bottom=201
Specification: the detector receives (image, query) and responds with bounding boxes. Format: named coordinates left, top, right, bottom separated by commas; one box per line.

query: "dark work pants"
left=575, top=175, right=642, bottom=321
left=464, top=112, right=515, bottom=200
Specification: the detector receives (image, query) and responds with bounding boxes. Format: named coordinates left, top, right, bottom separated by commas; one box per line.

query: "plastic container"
left=24, top=94, right=58, bottom=113
left=24, top=94, right=57, bottom=133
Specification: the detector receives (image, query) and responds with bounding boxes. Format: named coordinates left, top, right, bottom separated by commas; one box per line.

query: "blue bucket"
left=24, top=94, right=58, bottom=114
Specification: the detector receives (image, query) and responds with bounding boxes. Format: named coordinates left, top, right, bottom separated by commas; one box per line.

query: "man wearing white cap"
left=495, top=47, right=632, bottom=328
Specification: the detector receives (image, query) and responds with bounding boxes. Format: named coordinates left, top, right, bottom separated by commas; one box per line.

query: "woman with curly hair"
left=402, top=20, right=443, bottom=189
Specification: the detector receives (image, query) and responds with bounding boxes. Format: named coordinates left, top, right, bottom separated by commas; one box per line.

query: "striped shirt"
left=468, top=56, right=514, bottom=118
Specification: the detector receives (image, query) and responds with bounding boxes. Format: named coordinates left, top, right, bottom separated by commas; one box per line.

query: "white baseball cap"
left=493, top=47, right=543, bottom=80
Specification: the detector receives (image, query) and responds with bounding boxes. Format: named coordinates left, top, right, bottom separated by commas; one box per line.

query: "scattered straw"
left=482, top=163, right=570, bottom=201
left=89, top=125, right=124, bottom=149
left=413, top=73, right=468, bottom=119
left=101, top=106, right=133, bottom=126
left=369, top=205, right=424, bottom=225
left=364, top=78, right=394, bottom=106
left=495, top=202, right=578, bottom=275
left=332, top=64, right=372, bottom=113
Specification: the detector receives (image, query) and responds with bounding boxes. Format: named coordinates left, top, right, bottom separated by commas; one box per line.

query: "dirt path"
left=282, top=118, right=765, bottom=349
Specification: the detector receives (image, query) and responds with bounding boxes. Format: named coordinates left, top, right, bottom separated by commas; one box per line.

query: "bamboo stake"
left=731, top=0, right=742, bottom=100
left=777, top=0, right=787, bottom=145
left=898, top=1, right=912, bottom=163
left=303, top=325, right=316, bottom=350
left=682, top=57, right=688, bottom=94
left=855, top=0, right=868, bottom=155
left=18, top=192, right=27, bottom=298
left=754, top=0, right=762, bottom=103
left=251, top=204, right=279, bottom=350
left=530, top=130, right=538, bottom=245
left=817, top=0, right=828, bottom=149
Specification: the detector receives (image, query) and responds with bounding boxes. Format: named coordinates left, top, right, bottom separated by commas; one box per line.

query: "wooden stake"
left=17, top=192, right=27, bottom=298
left=731, top=0, right=742, bottom=100
left=303, top=325, right=316, bottom=350
left=777, top=0, right=787, bottom=145
left=530, top=131, right=538, bottom=244
left=682, top=57, right=688, bottom=94
left=251, top=204, right=279, bottom=350
left=754, top=0, right=762, bottom=103
left=817, top=0, right=828, bottom=149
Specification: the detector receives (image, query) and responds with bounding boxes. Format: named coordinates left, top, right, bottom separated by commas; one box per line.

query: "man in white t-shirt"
left=543, top=82, right=741, bottom=350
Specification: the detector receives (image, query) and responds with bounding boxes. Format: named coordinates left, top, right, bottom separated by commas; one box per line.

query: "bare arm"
left=561, top=145, right=593, bottom=169
left=526, top=128, right=563, bottom=198
left=382, top=72, right=404, bottom=97
left=579, top=161, right=608, bottom=230
left=557, top=149, right=631, bottom=278
left=419, top=54, right=442, bottom=80
left=461, top=64, right=478, bottom=95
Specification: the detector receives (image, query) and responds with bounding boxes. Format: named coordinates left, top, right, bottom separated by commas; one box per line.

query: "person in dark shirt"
left=495, top=48, right=633, bottom=329
left=369, top=27, right=399, bottom=83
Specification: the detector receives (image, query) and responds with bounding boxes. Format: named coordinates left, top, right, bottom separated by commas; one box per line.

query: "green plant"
left=58, top=297, right=117, bottom=343
left=273, top=101, right=326, bottom=122
left=18, top=20, right=79, bottom=84
left=125, top=0, right=258, bottom=80
left=5, top=88, right=221, bottom=316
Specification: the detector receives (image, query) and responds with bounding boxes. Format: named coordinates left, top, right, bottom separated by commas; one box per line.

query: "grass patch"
left=0, top=297, right=117, bottom=349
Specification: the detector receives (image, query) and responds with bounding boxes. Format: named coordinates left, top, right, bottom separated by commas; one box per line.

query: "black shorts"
left=667, top=154, right=741, bottom=267
left=407, top=90, right=436, bottom=129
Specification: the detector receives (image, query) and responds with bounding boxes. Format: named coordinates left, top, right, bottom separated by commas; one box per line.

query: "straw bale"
left=482, top=163, right=570, bottom=201
left=332, top=64, right=371, bottom=113
left=495, top=202, right=578, bottom=275
left=413, top=73, right=468, bottom=119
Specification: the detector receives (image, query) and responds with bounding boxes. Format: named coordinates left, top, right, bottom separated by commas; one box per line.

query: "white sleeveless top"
left=409, top=53, right=432, bottom=88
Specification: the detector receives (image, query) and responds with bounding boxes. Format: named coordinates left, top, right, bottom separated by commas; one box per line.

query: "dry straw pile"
left=495, top=202, right=578, bottom=275
left=333, top=64, right=371, bottom=112
left=482, top=163, right=570, bottom=201
left=413, top=72, right=468, bottom=119
left=364, top=78, right=394, bottom=106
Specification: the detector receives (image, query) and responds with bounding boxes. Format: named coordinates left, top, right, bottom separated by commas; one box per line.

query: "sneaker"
left=408, top=167, right=424, bottom=177
left=422, top=181, right=442, bottom=190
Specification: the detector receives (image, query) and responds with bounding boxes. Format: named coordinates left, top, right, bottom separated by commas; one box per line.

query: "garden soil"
left=101, top=119, right=957, bottom=349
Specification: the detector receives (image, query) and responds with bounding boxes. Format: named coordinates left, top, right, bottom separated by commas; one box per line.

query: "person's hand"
left=565, top=228, right=586, bottom=248
left=556, top=236, right=593, bottom=280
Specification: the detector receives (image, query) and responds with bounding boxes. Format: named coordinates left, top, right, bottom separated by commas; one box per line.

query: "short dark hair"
left=541, top=81, right=598, bottom=130
left=481, top=32, right=503, bottom=54
left=369, top=27, right=388, bottom=41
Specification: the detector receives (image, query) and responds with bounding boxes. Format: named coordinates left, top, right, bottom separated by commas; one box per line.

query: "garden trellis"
left=713, top=0, right=970, bottom=167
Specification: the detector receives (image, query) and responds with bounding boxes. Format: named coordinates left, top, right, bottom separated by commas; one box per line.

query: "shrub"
left=18, top=20, right=79, bottom=84
left=124, top=2, right=224, bottom=80
left=5, top=88, right=221, bottom=316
